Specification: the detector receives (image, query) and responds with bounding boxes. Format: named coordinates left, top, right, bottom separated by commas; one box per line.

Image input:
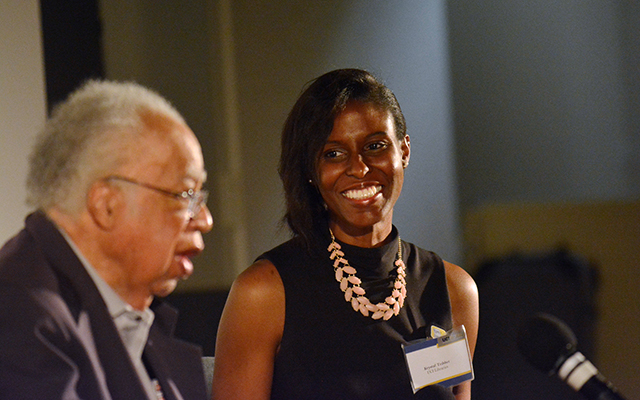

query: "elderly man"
left=0, top=81, right=213, bottom=399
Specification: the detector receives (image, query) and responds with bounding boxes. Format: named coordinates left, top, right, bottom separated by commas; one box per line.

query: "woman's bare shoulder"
left=225, top=258, right=285, bottom=312
left=443, top=261, right=479, bottom=350
left=212, top=259, right=285, bottom=400
left=443, top=261, right=478, bottom=302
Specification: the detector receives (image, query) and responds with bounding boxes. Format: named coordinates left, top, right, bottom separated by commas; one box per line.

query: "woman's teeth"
left=342, top=185, right=382, bottom=200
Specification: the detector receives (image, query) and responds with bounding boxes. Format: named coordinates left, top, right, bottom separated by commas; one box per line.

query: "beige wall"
left=0, top=0, right=46, bottom=244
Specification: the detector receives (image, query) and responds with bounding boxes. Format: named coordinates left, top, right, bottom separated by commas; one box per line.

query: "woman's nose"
left=346, top=154, right=369, bottom=178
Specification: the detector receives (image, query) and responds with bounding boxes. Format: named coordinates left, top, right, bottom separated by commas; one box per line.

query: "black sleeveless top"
left=258, top=227, right=455, bottom=400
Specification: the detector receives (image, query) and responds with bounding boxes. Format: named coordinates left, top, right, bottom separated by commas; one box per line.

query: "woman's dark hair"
left=279, top=68, right=406, bottom=248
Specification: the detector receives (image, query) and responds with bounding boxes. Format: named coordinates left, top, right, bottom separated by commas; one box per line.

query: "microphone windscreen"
left=517, top=313, right=578, bottom=374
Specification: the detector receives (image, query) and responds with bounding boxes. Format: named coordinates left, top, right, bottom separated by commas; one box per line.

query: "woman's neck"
left=328, top=220, right=393, bottom=248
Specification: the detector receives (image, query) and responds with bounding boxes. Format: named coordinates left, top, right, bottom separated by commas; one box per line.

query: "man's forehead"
left=139, top=109, right=182, bottom=131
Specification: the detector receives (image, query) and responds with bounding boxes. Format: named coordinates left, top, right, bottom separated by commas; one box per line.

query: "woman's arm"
left=444, top=261, right=479, bottom=400
left=211, top=259, right=285, bottom=400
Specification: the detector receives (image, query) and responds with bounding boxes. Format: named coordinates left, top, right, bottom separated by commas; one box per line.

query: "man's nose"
left=191, top=204, right=213, bottom=233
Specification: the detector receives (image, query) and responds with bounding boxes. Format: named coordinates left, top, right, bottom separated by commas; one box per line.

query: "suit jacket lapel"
left=27, top=212, right=150, bottom=400
left=144, top=302, right=208, bottom=400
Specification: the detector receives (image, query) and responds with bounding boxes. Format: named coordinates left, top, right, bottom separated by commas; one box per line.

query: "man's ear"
left=401, top=134, right=411, bottom=168
left=86, top=181, right=121, bottom=230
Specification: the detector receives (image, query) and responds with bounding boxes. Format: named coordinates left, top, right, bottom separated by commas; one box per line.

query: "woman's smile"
left=342, top=185, right=382, bottom=201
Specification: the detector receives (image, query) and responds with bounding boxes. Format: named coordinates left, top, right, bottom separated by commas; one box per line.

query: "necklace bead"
left=328, top=229, right=407, bottom=320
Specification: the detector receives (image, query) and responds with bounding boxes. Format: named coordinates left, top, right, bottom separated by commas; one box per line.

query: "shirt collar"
left=57, top=227, right=154, bottom=322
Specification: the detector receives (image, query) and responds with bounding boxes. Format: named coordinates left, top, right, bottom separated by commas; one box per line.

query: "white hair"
left=26, top=80, right=186, bottom=214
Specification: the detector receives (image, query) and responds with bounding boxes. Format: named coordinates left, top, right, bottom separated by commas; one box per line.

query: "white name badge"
left=402, top=325, right=474, bottom=393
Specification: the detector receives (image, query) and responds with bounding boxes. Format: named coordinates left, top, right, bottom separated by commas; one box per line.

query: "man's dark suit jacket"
left=0, top=211, right=208, bottom=400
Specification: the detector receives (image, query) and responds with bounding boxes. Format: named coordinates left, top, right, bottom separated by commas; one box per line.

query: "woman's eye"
left=323, top=149, right=344, bottom=159
left=366, top=141, right=388, bottom=151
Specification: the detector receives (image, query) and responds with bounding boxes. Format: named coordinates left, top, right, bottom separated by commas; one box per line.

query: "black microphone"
left=517, top=313, right=628, bottom=400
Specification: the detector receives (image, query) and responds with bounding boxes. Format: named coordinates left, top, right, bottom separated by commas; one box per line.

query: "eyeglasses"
left=105, top=175, right=209, bottom=219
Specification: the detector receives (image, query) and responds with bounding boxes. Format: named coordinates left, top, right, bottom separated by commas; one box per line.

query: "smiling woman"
left=212, top=69, right=479, bottom=400
left=316, top=101, right=409, bottom=242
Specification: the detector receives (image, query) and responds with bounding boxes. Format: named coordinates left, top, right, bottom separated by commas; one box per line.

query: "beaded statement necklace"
left=328, top=229, right=407, bottom=320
